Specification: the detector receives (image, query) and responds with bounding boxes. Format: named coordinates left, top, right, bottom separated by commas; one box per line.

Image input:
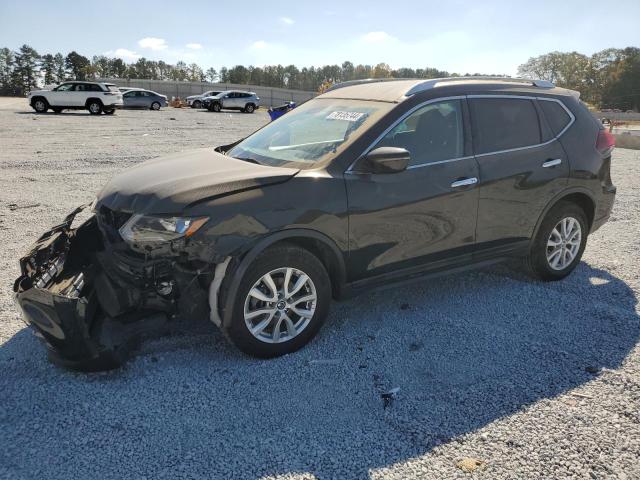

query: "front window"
left=54, top=83, right=74, bottom=92
left=228, top=99, right=392, bottom=168
left=376, top=100, right=465, bottom=166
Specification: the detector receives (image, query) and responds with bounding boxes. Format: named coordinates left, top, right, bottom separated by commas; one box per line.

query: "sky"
left=1, top=0, right=639, bottom=76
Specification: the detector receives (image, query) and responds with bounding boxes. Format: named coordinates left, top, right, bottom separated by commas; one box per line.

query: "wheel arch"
left=31, top=95, right=48, bottom=107
left=219, top=229, right=347, bottom=327
left=531, top=188, right=596, bottom=243
left=85, top=97, right=103, bottom=107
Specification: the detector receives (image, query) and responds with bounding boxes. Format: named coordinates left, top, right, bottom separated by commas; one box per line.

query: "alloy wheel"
left=243, top=267, right=317, bottom=344
left=546, top=216, right=582, bottom=270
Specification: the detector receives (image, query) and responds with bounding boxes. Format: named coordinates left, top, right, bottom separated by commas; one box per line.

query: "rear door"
left=468, top=95, right=570, bottom=255
left=71, top=83, right=91, bottom=106
left=345, top=97, right=479, bottom=281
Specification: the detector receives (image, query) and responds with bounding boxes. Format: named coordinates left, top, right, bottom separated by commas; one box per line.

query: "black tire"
left=150, top=101, right=161, bottom=111
left=222, top=244, right=331, bottom=358
left=103, top=108, right=115, bottom=115
left=524, top=201, right=588, bottom=281
left=32, top=97, right=48, bottom=113
left=192, top=100, right=202, bottom=109
left=244, top=103, right=255, bottom=113
left=212, top=102, right=221, bottom=112
left=52, top=107, right=63, bottom=114
left=87, top=100, right=103, bottom=115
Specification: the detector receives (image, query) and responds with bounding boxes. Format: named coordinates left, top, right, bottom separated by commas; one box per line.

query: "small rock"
left=456, top=457, right=486, bottom=472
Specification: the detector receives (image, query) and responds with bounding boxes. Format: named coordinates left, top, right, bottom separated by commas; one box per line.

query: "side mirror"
left=359, top=147, right=410, bottom=174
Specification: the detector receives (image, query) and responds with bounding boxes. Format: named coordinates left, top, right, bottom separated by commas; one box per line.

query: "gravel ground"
left=0, top=97, right=638, bottom=480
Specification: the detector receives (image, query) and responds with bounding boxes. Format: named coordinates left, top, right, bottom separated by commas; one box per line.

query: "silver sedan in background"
left=122, top=89, right=168, bottom=110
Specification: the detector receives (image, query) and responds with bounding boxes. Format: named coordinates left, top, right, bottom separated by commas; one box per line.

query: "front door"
left=468, top=95, right=570, bottom=254
left=48, top=82, right=74, bottom=106
left=345, top=98, right=479, bottom=281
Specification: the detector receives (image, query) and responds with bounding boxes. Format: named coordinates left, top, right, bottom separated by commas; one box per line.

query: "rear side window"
left=470, top=98, right=541, bottom=154
left=539, top=99, right=572, bottom=136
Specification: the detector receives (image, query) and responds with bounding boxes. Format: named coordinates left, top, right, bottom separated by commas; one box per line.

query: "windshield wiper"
left=232, top=156, right=262, bottom=165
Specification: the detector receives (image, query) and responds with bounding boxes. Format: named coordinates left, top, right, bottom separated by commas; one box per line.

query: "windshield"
left=228, top=99, right=392, bottom=168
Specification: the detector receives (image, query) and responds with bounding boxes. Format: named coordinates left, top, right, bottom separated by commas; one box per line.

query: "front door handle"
left=450, top=177, right=478, bottom=188
left=542, top=159, right=562, bottom=168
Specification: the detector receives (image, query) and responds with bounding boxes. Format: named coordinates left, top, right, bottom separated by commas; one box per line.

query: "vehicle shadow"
left=1, top=261, right=638, bottom=479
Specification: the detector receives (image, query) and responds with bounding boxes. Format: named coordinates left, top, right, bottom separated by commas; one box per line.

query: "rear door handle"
left=542, top=159, right=562, bottom=168
left=450, top=177, right=478, bottom=188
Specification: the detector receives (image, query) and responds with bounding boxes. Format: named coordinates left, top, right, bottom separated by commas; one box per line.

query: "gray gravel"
left=0, top=97, right=638, bottom=480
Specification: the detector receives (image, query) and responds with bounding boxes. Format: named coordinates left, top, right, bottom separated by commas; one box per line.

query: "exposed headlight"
left=119, top=214, right=209, bottom=243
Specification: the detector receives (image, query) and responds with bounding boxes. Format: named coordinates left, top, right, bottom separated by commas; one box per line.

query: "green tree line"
left=1, top=44, right=638, bottom=109
left=518, top=47, right=640, bottom=110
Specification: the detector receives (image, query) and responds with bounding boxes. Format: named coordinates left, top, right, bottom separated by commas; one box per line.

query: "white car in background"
left=185, top=90, right=223, bottom=108
left=28, top=81, right=124, bottom=115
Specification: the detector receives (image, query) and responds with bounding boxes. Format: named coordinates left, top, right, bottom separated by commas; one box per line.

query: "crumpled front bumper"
left=13, top=206, right=178, bottom=371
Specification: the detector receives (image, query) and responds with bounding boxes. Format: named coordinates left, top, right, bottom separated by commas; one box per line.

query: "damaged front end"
left=13, top=205, right=211, bottom=371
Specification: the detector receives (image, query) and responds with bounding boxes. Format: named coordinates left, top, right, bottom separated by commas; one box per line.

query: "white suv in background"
left=28, top=81, right=124, bottom=115
left=186, top=90, right=222, bottom=108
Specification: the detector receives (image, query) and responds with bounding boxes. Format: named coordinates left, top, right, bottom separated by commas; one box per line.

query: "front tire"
left=192, top=100, right=202, bottom=109
left=87, top=100, right=103, bottom=115
left=223, top=244, right=331, bottom=358
left=524, top=201, right=588, bottom=281
left=33, top=98, right=48, bottom=113
left=211, top=102, right=221, bottom=112
left=151, top=101, right=161, bottom=111
left=244, top=103, right=255, bottom=113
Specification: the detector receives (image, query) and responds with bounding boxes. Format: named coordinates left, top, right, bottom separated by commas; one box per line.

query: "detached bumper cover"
left=13, top=206, right=181, bottom=370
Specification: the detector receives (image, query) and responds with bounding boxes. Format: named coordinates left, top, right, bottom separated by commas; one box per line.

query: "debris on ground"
left=456, top=457, right=486, bottom=473
left=381, top=387, right=400, bottom=409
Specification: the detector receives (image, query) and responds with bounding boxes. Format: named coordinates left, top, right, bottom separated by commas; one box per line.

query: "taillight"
left=596, top=129, right=615, bottom=155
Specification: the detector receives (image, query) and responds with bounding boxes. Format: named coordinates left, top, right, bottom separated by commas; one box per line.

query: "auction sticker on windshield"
left=326, top=111, right=366, bottom=122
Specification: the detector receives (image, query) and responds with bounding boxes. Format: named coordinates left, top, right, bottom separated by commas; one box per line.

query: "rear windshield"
left=228, top=99, right=393, bottom=168
left=107, top=85, right=120, bottom=93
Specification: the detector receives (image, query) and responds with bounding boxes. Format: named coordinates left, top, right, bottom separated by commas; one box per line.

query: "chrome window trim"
left=406, top=155, right=475, bottom=170
left=467, top=94, right=575, bottom=158
left=344, top=94, right=575, bottom=174
left=345, top=96, right=466, bottom=173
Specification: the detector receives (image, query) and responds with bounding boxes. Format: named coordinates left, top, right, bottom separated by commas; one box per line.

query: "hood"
left=96, top=148, right=299, bottom=214
left=186, top=95, right=200, bottom=100
left=28, top=88, right=50, bottom=96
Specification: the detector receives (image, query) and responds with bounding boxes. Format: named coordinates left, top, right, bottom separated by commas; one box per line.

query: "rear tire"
left=87, top=100, right=103, bottom=115
left=222, top=244, right=331, bottom=358
left=52, top=107, right=63, bottom=114
left=33, top=98, right=48, bottom=113
left=524, top=201, right=588, bottom=281
left=103, top=108, right=115, bottom=115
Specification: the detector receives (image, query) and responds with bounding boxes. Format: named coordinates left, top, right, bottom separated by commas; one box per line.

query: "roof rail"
left=405, top=76, right=555, bottom=96
left=325, top=78, right=417, bottom=92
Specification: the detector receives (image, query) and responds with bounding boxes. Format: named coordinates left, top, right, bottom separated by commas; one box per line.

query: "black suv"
left=14, top=77, right=616, bottom=370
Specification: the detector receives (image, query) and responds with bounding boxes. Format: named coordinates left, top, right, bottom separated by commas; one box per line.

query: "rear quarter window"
left=469, top=98, right=541, bottom=154
left=539, top=99, right=572, bottom=136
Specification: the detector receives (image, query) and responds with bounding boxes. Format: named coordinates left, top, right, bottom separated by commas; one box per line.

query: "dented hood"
left=97, top=148, right=299, bottom=214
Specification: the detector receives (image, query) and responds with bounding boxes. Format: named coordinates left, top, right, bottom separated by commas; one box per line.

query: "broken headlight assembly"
left=119, top=214, right=209, bottom=243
